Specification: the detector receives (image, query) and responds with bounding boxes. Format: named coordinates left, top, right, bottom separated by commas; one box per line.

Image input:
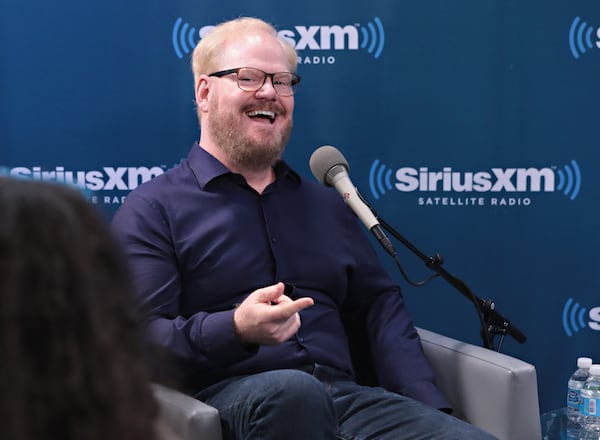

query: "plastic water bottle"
left=581, top=364, right=600, bottom=437
left=568, top=357, right=593, bottom=421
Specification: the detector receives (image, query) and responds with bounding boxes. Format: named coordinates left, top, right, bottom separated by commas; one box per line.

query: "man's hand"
left=233, top=282, right=314, bottom=345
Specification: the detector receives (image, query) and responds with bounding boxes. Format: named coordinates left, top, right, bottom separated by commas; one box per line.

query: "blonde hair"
left=191, top=17, right=298, bottom=87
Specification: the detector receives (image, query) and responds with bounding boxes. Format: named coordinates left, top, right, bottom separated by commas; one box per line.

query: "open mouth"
left=246, top=110, right=276, bottom=124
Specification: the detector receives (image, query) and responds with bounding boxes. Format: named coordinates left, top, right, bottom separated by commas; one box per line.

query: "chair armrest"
left=417, top=327, right=541, bottom=440
left=152, top=383, right=222, bottom=440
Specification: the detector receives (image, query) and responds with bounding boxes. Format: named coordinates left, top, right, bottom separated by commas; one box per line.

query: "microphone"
left=309, top=145, right=397, bottom=257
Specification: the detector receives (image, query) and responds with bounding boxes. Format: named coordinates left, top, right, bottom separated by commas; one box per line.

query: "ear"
left=195, top=76, right=210, bottom=113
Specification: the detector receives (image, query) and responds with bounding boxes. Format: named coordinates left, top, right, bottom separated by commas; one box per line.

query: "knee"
left=263, top=369, right=327, bottom=399
left=236, top=370, right=336, bottom=439
left=197, top=370, right=337, bottom=439
left=258, top=370, right=333, bottom=415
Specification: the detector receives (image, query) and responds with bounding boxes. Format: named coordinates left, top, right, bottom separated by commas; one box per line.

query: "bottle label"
left=568, top=389, right=581, bottom=409
left=582, top=397, right=598, bottom=416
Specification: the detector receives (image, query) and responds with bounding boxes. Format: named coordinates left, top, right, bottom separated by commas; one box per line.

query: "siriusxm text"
left=8, top=166, right=164, bottom=191
left=199, top=25, right=360, bottom=51
left=395, top=166, right=555, bottom=192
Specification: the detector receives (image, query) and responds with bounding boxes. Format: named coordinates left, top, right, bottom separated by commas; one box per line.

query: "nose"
left=255, top=76, right=278, bottom=97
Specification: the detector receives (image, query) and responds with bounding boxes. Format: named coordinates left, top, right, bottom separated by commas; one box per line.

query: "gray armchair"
left=416, top=327, right=541, bottom=440
left=153, top=327, right=541, bottom=440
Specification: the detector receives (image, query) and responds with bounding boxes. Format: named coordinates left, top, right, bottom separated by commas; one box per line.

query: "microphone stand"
left=375, top=215, right=526, bottom=352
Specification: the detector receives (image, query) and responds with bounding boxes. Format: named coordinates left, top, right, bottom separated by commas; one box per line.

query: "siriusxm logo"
left=569, top=16, right=600, bottom=59
left=368, top=160, right=582, bottom=204
left=562, top=297, right=600, bottom=337
left=5, top=166, right=164, bottom=191
left=172, top=17, right=385, bottom=62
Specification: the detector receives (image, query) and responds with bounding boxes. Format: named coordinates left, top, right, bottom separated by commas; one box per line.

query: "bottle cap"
left=578, top=357, right=593, bottom=368
left=589, top=364, right=600, bottom=376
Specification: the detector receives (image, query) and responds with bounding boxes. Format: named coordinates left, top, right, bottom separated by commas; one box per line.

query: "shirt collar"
left=188, top=142, right=301, bottom=188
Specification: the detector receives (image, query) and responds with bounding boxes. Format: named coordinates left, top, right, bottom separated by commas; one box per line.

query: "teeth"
left=247, top=110, right=275, bottom=120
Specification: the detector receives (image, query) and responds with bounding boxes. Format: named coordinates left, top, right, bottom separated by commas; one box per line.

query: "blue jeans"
left=195, top=364, right=498, bottom=440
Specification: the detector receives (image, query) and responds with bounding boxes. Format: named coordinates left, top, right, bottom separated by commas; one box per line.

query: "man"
left=112, top=17, right=497, bottom=439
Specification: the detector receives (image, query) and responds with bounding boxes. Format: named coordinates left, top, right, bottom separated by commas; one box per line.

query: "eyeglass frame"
left=208, top=67, right=301, bottom=97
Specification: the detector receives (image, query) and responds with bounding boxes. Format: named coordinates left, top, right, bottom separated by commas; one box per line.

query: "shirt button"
left=271, top=237, right=277, bottom=243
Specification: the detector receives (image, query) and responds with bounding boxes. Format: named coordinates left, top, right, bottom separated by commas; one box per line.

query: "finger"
left=251, top=282, right=285, bottom=304
left=270, top=297, right=314, bottom=319
left=278, top=314, right=302, bottom=340
left=269, top=294, right=293, bottom=305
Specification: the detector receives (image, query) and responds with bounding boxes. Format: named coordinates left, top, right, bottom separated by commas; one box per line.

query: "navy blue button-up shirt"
left=111, top=143, right=449, bottom=409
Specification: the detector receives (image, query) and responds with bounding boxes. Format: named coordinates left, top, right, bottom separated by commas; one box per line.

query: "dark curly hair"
left=0, top=177, right=159, bottom=440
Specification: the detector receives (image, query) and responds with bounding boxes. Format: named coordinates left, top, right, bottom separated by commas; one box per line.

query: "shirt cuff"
left=198, top=309, right=258, bottom=365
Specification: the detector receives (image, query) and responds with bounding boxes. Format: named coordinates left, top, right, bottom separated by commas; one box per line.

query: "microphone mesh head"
left=309, top=145, right=349, bottom=186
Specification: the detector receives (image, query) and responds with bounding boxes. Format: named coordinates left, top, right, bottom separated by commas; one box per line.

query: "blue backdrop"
left=3, top=0, right=600, bottom=414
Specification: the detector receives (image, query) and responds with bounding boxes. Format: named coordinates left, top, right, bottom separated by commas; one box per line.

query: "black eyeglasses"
left=208, top=67, right=301, bottom=97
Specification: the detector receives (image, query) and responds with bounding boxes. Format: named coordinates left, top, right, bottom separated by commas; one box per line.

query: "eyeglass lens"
left=237, top=68, right=297, bottom=96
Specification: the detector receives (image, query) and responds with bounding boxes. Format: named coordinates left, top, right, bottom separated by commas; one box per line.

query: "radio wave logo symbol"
left=172, top=17, right=198, bottom=59
left=369, top=159, right=394, bottom=200
left=562, top=298, right=588, bottom=337
left=555, top=160, right=582, bottom=201
left=569, top=17, right=597, bottom=59
left=360, top=17, right=385, bottom=59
